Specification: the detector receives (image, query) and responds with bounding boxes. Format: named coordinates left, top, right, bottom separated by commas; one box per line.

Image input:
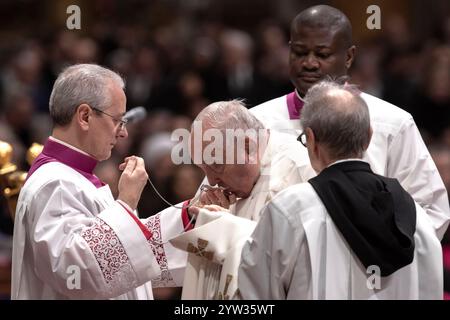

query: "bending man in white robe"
left=249, top=5, right=450, bottom=239
left=238, top=81, right=443, bottom=299
left=169, top=100, right=315, bottom=299
left=12, top=64, right=191, bottom=299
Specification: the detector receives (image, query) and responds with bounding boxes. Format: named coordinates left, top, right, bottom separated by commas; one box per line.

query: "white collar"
left=327, top=158, right=367, bottom=168
left=295, top=89, right=305, bottom=102
left=49, top=136, right=94, bottom=158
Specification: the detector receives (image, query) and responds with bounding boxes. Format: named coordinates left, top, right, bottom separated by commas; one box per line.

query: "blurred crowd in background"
left=0, top=0, right=449, bottom=299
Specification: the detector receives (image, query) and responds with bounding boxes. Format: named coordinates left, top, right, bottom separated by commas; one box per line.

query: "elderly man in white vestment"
left=169, top=100, right=315, bottom=299
left=11, top=64, right=191, bottom=299
left=249, top=5, right=450, bottom=240
left=237, top=81, right=443, bottom=299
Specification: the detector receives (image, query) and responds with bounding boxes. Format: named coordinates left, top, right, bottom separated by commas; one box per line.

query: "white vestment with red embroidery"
left=12, top=161, right=187, bottom=299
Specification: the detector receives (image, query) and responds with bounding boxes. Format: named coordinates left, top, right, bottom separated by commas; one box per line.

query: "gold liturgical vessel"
left=0, top=141, right=43, bottom=220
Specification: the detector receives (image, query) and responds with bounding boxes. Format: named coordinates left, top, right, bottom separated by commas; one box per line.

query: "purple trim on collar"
left=26, top=138, right=104, bottom=188
left=286, top=91, right=304, bottom=120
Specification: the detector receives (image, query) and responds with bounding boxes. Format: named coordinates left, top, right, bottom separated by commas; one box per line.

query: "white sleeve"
left=387, top=118, right=450, bottom=240
left=169, top=209, right=256, bottom=300
left=238, top=199, right=310, bottom=299
left=170, top=209, right=256, bottom=264
left=142, top=204, right=188, bottom=288
left=28, top=181, right=162, bottom=299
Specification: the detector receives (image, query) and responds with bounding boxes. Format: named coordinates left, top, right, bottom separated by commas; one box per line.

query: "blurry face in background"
left=172, top=165, right=204, bottom=201
left=427, top=68, right=450, bottom=103
left=425, top=47, right=450, bottom=103
left=5, top=95, right=34, bottom=131
left=289, top=26, right=354, bottom=96
left=153, top=153, right=176, bottom=182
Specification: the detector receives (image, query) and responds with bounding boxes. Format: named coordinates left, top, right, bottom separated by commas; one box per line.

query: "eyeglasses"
left=297, top=132, right=307, bottom=147
left=91, top=107, right=128, bottom=130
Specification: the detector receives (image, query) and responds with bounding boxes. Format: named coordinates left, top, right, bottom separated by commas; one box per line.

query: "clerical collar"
left=49, top=136, right=92, bottom=157
left=286, top=90, right=304, bottom=120
left=327, top=158, right=367, bottom=168
left=26, top=137, right=103, bottom=188
left=45, top=137, right=98, bottom=173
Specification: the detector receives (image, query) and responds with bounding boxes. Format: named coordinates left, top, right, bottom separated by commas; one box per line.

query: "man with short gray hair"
left=238, top=80, right=443, bottom=299
left=300, top=81, right=371, bottom=161
left=12, top=64, right=189, bottom=299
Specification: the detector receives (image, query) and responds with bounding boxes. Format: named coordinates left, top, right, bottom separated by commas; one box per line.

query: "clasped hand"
left=117, top=156, right=148, bottom=211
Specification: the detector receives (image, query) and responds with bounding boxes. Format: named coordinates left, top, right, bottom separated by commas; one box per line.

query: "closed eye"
left=316, top=52, right=331, bottom=59
left=209, top=163, right=225, bottom=173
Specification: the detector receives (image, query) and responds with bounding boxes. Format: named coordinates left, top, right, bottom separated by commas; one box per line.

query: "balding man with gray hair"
left=238, top=80, right=443, bottom=299
left=299, top=81, right=372, bottom=164
left=12, top=64, right=189, bottom=299
left=170, top=99, right=315, bottom=299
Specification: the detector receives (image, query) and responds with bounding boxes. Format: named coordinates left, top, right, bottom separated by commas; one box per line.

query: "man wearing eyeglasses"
left=11, top=64, right=190, bottom=299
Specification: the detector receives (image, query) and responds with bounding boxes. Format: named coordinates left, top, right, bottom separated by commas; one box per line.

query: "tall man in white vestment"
left=212, top=81, right=443, bottom=299
left=169, top=100, right=315, bottom=299
left=249, top=5, right=450, bottom=240
left=12, top=64, right=192, bottom=299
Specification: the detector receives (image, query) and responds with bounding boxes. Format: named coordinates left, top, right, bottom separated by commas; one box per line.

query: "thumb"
left=123, top=157, right=137, bottom=175
left=188, top=206, right=200, bottom=217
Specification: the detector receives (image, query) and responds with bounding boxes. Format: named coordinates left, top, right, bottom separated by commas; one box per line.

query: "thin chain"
left=146, top=176, right=204, bottom=210
left=145, top=175, right=206, bottom=246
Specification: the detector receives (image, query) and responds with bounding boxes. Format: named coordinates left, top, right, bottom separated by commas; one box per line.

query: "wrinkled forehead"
left=189, top=125, right=255, bottom=166
left=189, top=123, right=251, bottom=148
left=189, top=127, right=225, bottom=164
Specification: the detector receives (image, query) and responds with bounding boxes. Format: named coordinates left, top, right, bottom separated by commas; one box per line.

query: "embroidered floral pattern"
left=145, top=214, right=176, bottom=287
left=81, top=218, right=136, bottom=290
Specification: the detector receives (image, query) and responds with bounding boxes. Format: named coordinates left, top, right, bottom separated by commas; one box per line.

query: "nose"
left=118, top=126, right=128, bottom=139
left=303, top=52, right=319, bottom=70
left=206, top=171, right=220, bottom=186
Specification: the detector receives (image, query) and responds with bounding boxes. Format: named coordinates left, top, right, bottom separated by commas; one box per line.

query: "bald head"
left=288, top=5, right=356, bottom=97
left=301, top=80, right=371, bottom=159
left=291, top=5, right=353, bottom=48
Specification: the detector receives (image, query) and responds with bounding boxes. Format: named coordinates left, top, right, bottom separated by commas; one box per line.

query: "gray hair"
left=301, top=80, right=371, bottom=159
left=49, top=64, right=125, bottom=126
left=193, top=99, right=264, bottom=131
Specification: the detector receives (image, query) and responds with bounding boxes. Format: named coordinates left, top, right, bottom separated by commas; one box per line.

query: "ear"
left=244, top=136, right=258, bottom=164
left=346, top=45, right=356, bottom=70
left=363, top=126, right=373, bottom=151
left=305, top=127, right=322, bottom=172
left=305, top=127, right=317, bottom=152
left=244, top=136, right=251, bottom=161
left=76, top=104, right=91, bottom=131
